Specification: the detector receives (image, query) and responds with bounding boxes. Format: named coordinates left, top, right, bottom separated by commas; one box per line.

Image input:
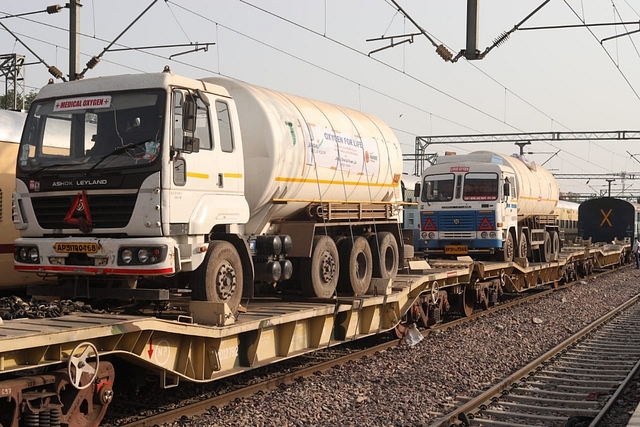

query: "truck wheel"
left=338, top=236, right=373, bottom=296
left=193, top=241, right=243, bottom=313
left=302, top=235, right=339, bottom=298
left=498, top=232, right=514, bottom=262
left=369, top=232, right=399, bottom=280
left=550, top=231, right=560, bottom=261
left=541, top=231, right=552, bottom=262
left=518, top=232, right=528, bottom=260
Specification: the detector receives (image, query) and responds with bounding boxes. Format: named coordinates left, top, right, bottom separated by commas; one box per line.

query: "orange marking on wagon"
left=600, top=208, right=612, bottom=227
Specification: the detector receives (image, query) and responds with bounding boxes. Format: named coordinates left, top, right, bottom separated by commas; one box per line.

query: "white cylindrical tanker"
left=421, top=150, right=561, bottom=262
left=202, top=76, right=403, bottom=234
left=13, top=70, right=407, bottom=306
left=479, top=151, right=559, bottom=217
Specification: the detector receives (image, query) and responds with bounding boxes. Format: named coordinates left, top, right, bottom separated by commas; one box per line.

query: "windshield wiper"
left=86, top=140, right=151, bottom=174
left=28, top=162, right=83, bottom=176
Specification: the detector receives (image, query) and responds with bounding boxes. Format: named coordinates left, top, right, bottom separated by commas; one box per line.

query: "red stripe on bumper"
left=15, top=265, right=175, bottom=275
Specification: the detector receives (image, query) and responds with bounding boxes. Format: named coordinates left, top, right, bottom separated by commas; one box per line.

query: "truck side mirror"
left=414, top=182, right=421, bottom=201
left=182, top=99, right=196, bottom=133
left=183, top=136, right=200, bottom=154
left=503, top=182, right=510, bottom=198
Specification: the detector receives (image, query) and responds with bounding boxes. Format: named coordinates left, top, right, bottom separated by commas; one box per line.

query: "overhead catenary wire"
left=0, top=7, right=466, bottom=142
left=228, top=0, right=521, bottom=131
left=563, top=0, right=640, bottom=101
left=232, top=0, right=623, bottom=173
left=0, top=2, right=628, bottom=177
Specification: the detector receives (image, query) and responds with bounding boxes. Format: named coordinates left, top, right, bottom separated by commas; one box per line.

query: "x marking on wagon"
left=600, top=208, right=613, bottom=227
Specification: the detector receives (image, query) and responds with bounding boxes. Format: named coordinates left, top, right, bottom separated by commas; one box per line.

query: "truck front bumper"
left=14, top=237, right=177, bottom=276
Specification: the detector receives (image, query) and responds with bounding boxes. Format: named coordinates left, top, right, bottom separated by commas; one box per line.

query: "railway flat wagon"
left=578, top=197, right=640, bottom=244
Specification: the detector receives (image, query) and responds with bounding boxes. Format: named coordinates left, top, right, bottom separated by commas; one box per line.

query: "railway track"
left=430, top=294, right=640, bottom=427
left=109, top=269, right=618, bottom=427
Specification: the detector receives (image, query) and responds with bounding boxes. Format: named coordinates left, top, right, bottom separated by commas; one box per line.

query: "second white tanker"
left=13, top=70, right=404, bottom=312
left=417, top=151, right=560, bottom=262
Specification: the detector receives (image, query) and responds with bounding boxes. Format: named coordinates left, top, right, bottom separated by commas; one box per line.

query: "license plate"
left=54, top=242, right=99, bottom=253
left=445, top=245, right=468, bottom=255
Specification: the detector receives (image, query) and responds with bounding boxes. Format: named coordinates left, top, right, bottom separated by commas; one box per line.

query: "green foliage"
left=0, top=89, right=38, bottom=111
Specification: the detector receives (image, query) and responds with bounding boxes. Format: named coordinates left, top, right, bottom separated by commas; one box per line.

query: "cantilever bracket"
left=366, top=32, right=421, bottom=56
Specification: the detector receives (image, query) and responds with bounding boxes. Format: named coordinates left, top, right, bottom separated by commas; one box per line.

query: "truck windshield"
left=463, top=173, right=498, bottom=201
left=422, top=173, right=454, bottom=202
left=18, top=90, right=165, bottom=173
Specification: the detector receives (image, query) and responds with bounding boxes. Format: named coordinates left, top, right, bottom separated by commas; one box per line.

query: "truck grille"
left=435, top=211, right=476, bottom=230
left=31, top=194, right=138, bottom=229
left=440, top=231, right=475, bottom=239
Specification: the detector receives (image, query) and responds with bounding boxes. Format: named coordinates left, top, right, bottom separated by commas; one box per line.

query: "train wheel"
left=498, top=232, right=514, bottom=262
left=370, top=232, right=399, bottom=279
left=461, top=284, right=475, bottom=317
left=337, top=236, right=373, bottom=295
left=518, top=232, right=528, bottom=260
left=550, top=231, right=560, bottom=261
left=193, top=241, right=243, bottom=313
left=302, top=235, right=339, bottom=298
left=541, top=231, right=552, bottom=262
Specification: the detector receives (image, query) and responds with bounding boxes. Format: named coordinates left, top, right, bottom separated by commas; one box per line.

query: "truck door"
left=504, top=173, right=517, bottom=229
left=168, top=89, right=248, bottom=234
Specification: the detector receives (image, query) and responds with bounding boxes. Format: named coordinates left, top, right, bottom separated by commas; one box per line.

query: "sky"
left=2, top=0, right=640, bottom=197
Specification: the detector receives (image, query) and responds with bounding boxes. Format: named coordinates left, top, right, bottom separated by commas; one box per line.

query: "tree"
left=0, top=89, right=38, bottom=111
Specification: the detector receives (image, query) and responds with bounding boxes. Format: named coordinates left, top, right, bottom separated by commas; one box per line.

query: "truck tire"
left=192, top=241, right=243, bottom=313
left=498, top=232, right=514, bottom=262
left=302, top=235, right=339, bottom=298
left=369, top=232, right=399, bottom=280
left=518, top=231, right=528, bottom=260
left=541, top=231, right=552, bottom=263
left=337, top=236, right=373, bottom=296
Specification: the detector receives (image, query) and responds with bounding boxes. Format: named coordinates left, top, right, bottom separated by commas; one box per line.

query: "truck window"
left=216, top=100, right=234, bottom=153
left=173, top=90, right=213, bottom=151
left=195, top=97, right=212, bottom=150
left=454, top=174, right=462, bottom=199
left=20, top=91, right=164, bottom=172
left=463, top=173, right=498, bottom=201
left=422, top=173, right=454, bottom=202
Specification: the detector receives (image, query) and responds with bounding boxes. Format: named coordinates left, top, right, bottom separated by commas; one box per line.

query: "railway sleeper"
left=0, top=361, right=114, bottom=427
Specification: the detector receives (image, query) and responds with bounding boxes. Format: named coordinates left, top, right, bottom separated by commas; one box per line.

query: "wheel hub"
left=216, top=263, right=237, bottom=301
left=320, top=251, right=336, bottom=283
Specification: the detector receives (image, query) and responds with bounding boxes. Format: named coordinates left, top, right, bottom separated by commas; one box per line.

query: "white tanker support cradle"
left=0, top=242, right=630, bottom=426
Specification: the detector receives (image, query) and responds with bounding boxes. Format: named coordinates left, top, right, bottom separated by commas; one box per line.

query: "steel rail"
left=429, top=293, right=640, bottom=427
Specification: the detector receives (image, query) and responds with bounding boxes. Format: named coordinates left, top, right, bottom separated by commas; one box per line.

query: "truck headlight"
left=481, top=231, right=488, bottom=238
left=138, top=249, right=149, bottom=263
left=121, top=249, right=133, bottom=264
left=15, top=246, right=39, bottom=263
left=490, top=231, right=496, bottom=238
left=118, top=246, right=166, bottom=265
